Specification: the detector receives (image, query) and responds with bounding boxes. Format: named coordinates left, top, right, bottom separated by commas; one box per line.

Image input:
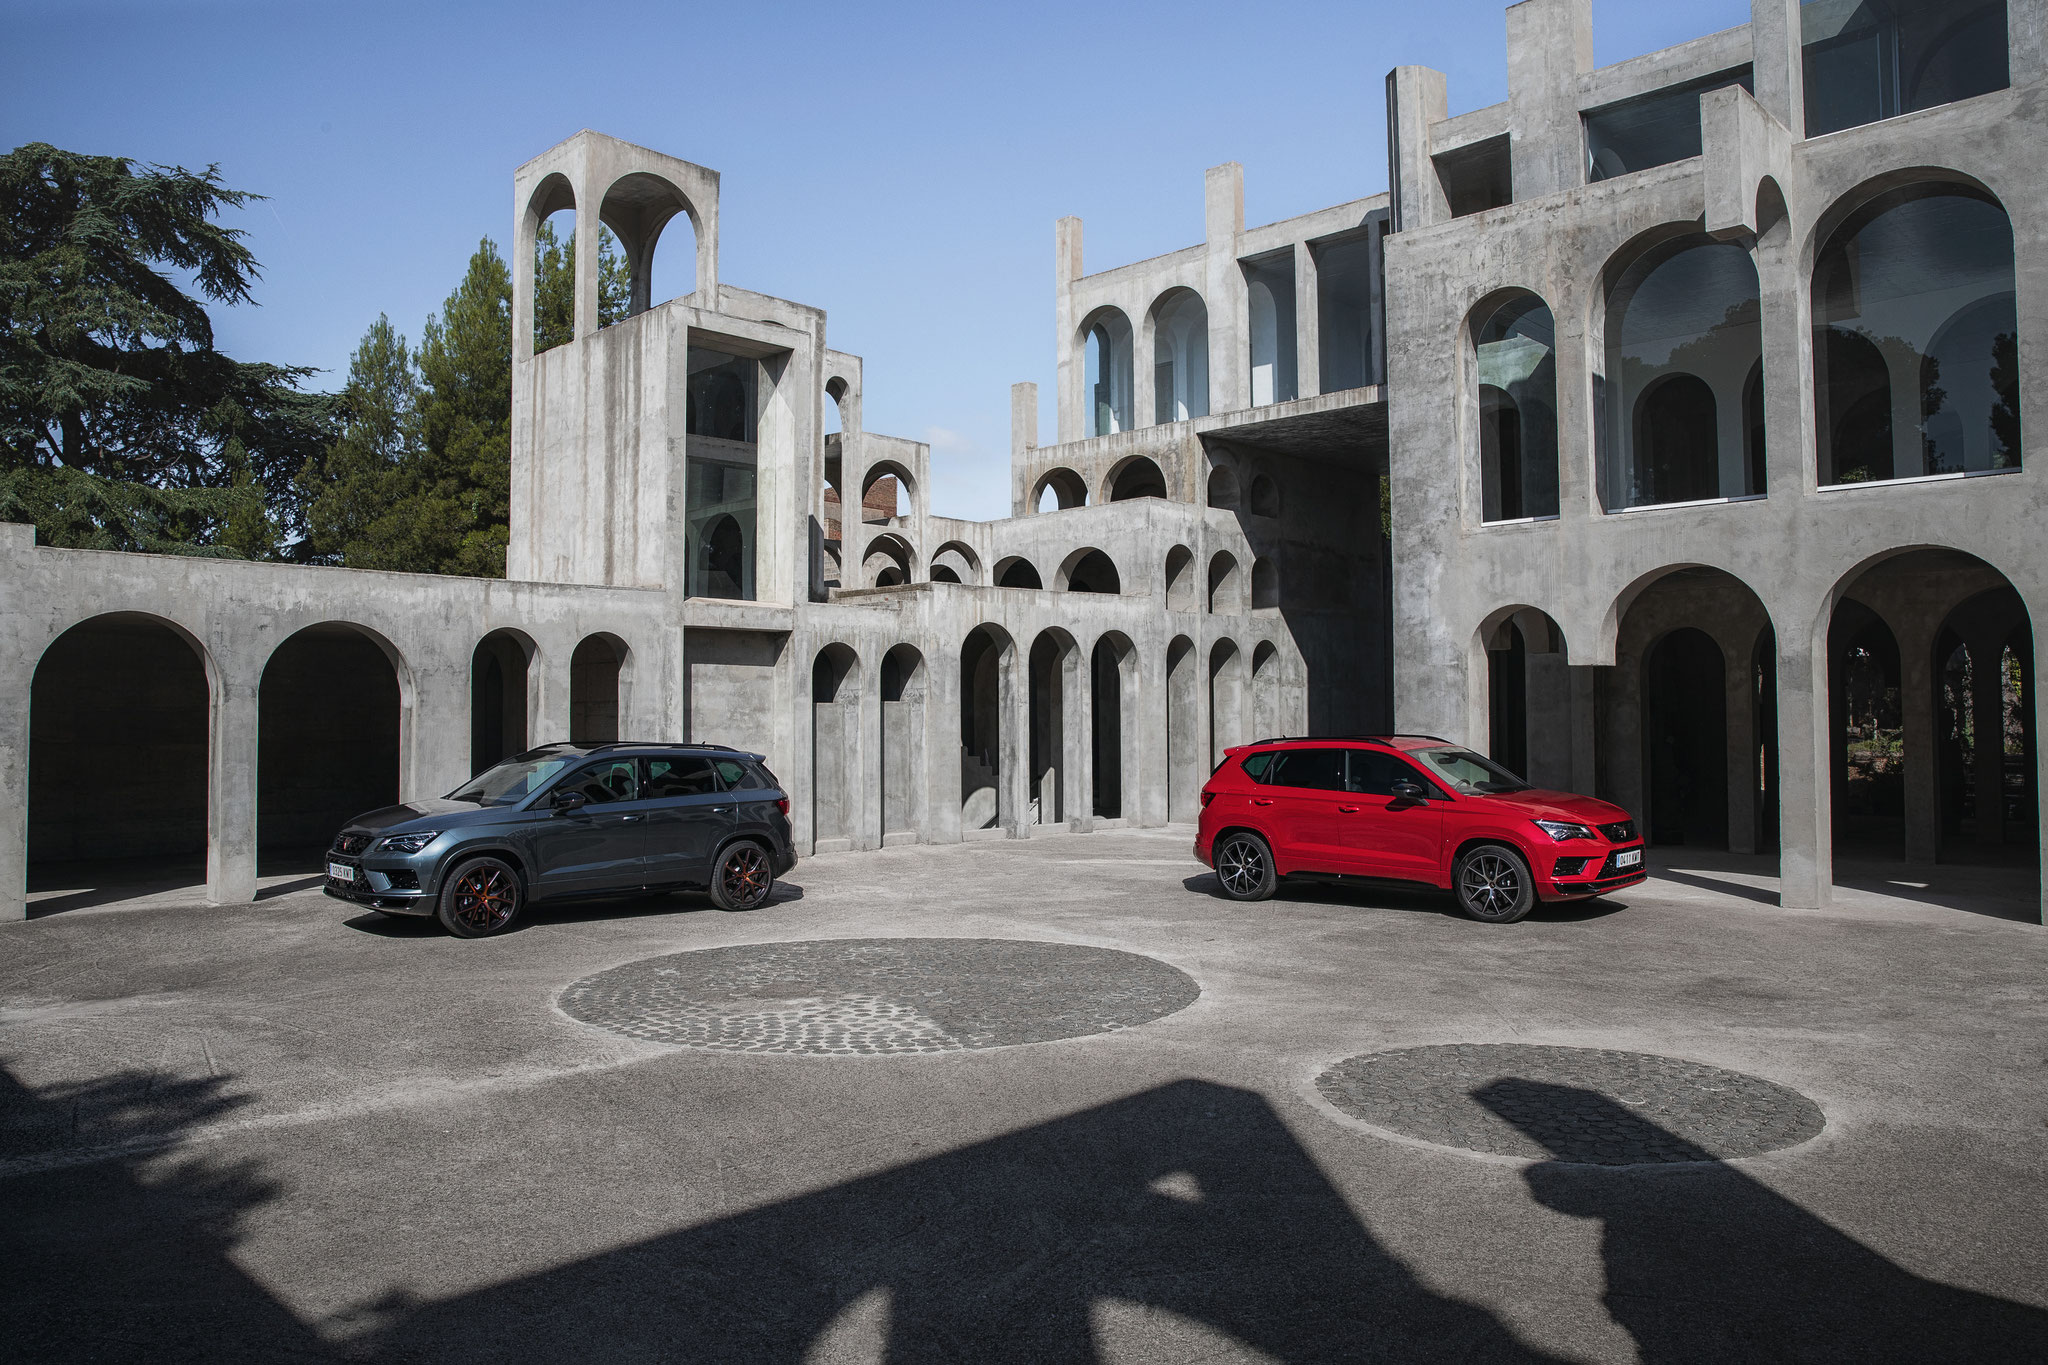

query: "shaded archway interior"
left=259, top=625, right=400, bottom=872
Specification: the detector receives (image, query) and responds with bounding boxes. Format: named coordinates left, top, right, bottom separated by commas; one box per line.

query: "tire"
left=436, top=856, right=524, bottom=938
left=1213, top=832, right=1278, bottom=902
left=1454, top=844, right=1536, bottom=924
left=708, top=841, right=775, bottom=912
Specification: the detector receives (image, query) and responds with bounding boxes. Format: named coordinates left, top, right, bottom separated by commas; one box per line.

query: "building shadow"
left=1474, top=1080, right=2048, bottom=1362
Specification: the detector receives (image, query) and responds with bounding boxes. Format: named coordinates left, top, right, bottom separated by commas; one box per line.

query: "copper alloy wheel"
left=720, top=845, right=770, bottom=908
left=452, top=864, right=518, bottom=932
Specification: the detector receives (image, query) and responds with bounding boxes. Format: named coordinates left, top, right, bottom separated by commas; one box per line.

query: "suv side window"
left=713, top=758, right=751, bottom=790
left=646, top=756, right=720, bottom=797
left=565, top=759, right=639, bottom=804
left=1348, top=750, right=1414, bottom=796
left=1240, top=752, right=1276, bottom=781
left=1265, top=749, right=1348, bottom=792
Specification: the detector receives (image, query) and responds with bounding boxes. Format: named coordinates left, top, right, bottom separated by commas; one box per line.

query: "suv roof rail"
left=1241, top=733, right=1457, bottom=747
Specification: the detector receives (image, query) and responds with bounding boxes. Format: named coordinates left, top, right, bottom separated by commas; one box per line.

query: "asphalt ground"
left=2, top=830, right=2045, bottom=1362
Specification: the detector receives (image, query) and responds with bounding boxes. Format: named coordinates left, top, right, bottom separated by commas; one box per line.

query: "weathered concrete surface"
left=3, top=829, right=2044, bottom=1360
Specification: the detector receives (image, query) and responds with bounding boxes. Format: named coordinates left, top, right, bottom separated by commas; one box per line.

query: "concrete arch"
left=1803, top=166, right=2006, bottom=274
left=1165, top=545, right=1196, bottom=611
left=863, top=532, right=914, bottom=588
left=1466, top=605, right=1571, bottom=789
left=810, top=641, right=862, bottom=848
left=960, top=623, right=1018, bottom=832
left=1031, top=467, right=1089, bottom=513
left=1250, top=639, right=1283, bottom=740
left=1166, top=634, right=1201, bottom=821
left=1089, top=629, right=1140, bottom=823
left=1250, top=556, right=1278, bottom=610
left=1104, top=453, right=1169, bottom=503
left=570, top=632, right=632, bottom=743
left=471, top=627, right=539, bottom=774
left=1028, top=626, right=1084, bottom=825
left=1056, top=547, right=1122, bottom=594
left=258, top=622, right=411, bottom=867
left=1208, top=551, right=1244, bottom=614
left=1592, top=562, right=1776, bottom=666
left=596, top=169, right=707, bottom=315
left=879, top=643, right=926, bottom=841
left=1208, top=638, right=1247, bottom=763
left=994, top=556, right=1043, bottom=590
left=1206, top=463, right=1241, bottom=509
left=1248, top=473, right=1280, bottom=518
left=930, top=540, right=981, bottom=586
left=1079, top=305, right=1135, bottom=437
left=860, top=457, right=917, bottom=506
left=1148, top=286, right=1211, bottom=423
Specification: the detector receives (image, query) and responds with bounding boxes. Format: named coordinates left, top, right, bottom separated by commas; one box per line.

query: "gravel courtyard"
left=3, top=829, right=2045, bottom=1362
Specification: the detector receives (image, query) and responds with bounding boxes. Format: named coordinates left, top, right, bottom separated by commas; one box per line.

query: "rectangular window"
left=1433, top=135, right=1513, bottom=218
left=646, top=756, right=720, bottom=798
left=1802, top=0, right=2008, bottom=138
left=1266, top=748, right=1346, bottom=791
left=1315, top=235, right=1377, bottom=392
left=1585, top=67, right=1754, bottom=182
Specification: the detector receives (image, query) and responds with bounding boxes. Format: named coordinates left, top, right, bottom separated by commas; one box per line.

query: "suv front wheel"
left=437, top=856, right=524, bottom=938
left=1454, top=844, right=1535, bottom=923
left=1214, top=832, right=1278, bottom=902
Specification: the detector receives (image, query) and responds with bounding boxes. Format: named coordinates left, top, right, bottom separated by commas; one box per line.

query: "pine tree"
left=533, top=218, right=632, bottom=353
left=295, top=314, right=417, bottom=565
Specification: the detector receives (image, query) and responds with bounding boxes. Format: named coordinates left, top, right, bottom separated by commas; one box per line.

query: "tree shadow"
left=1474, top=1080, right=2048, bottom=1362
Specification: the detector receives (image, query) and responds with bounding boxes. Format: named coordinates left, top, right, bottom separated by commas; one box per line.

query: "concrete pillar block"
left=1385, top=66, right=1450, bottom=232
left=0, top=671, right=27, bottom=922
left=1748, top=0, right=1806, bottom=133
left=1055, top=217, right=1083, bottom=445
left=1776, top=630, right=1835, bottom=909
left=1702, top=86, right=1793, bottom=242
left=1293, top=240, right=1322, bottom=398
left=1505, top=0, right=1594, bottom=202
left=1204, top=164, right=1247, bottom=414
left=207, top=670, right=259, bottom=906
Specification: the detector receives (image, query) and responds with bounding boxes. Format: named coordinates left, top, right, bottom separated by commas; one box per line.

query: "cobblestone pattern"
left=558, top=938, right=1200, bottom=1054
left=1316, top=1044, right=1825, bottom=1165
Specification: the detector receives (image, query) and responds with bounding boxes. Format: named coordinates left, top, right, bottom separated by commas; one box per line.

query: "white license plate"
left=1615, top=849, right=1642, bottom=869
left=327, top=861, right=356, bottom=882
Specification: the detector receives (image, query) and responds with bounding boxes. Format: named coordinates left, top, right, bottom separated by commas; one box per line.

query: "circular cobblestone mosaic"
left=558, top=938, right=1199, bottom=1054
left=1316, top=1044, right=1824, bottom=1165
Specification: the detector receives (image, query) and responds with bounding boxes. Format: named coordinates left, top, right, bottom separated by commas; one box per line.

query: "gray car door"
left=640, top=755, right=733, bottom=885
left=524, top=758, right=652, bottom=896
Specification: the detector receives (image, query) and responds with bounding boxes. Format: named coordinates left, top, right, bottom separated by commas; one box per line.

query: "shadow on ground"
left=3, top=1061, right=2043, bottom=1362
left=1181, top=873, right=1627, bottom=923
left=339, top=883, right=807, bottom=937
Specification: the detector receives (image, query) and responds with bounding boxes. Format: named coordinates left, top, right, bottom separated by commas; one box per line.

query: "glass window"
left=1585, top=68, right=1754, bottom=182
left=1812, top=185, right=2018, bottom=482
left=1266, top=749, right=1347, bottom=791
left=646, top=756, right=719, bottom=798
left=714, top=758, right=751, bottom=789
left=1240, top=751, right=1275, bottom=780
left=562, top=759, right=639, bottom=803
left=1315, top=234, right=1378, bottom=392
left=1348, top=750, right=1424, bottom=797
left=1245, top=255, right=1298, bottom=406
left=686, top=348, right=759, bottom=601
left=1151, top=290, right=1210, bottom=424
left=1603, top=237, right=1764, bottom=508
left=1411, top=747, right=1530, bottom=794
left=1475, top=295, right=1560, bottom=521
left=1085, top=310, right=1134, bottom=436
left=1802, top=1, right=2008, bottom=138
left=447, top=754, right=571, bottom=807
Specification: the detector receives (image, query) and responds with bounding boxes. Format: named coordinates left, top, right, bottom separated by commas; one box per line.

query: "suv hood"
left=340, top=797, right=489, bottom=836
left=1478, top=788, right=1632, bottom=827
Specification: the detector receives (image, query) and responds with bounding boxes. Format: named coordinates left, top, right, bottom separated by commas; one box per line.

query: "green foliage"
left=0, top=142, right=337, bottom=555
left=1990, top=331, right=2020, bottom=468
left=533, top=218, right=631, bottom=353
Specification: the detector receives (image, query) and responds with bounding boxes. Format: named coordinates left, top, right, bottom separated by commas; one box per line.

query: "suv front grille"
left=332, top=833, right=372, bottom=856
left=1599, top=820, right=1637, bottom=844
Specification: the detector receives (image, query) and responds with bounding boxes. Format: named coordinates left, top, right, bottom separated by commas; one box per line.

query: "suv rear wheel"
left=1454, top=844, right=1535, bottom=923
left=1214, top=832, right=1278, bottom=902
left=709, top=841, right=774, bottom=912
left=437, top=856, right=523, bottom=938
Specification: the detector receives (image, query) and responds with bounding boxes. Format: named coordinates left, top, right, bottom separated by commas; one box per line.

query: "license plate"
left=1615, top=849, right=1642, bottom=869
left=327, top=861, right=356, bottom=882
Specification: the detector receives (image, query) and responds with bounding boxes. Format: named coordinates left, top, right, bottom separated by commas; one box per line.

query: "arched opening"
left=931, top=541, right=980, bottom=586
left=260, top=625, right=401, bottom=871
left=1164, top=545, right=1196, bottom=611
left=1813, top=183, right=2018, bottom=483
left=1092, top=633, right=1137, bottom=820
left=1646, top=628, right=1730, bottom=848
left=1474, top=292, right=1560, bottom=521
left=30, top=615, right=209, bottom=901
left=1248, top=473, right=1280, bottom=518
left=1107, top=456, right=1168, bottom=502
left=1206, top=465, right=1240, bottom=510
left=1250, top=557, right=1278, bottom=611
left=1083, top=307, right=1134, bottom=436
left=598, top=171, right=698, bottom=321
left=1251, top=640, right=1282, bottom=741
left=692, top=513, right=749, bottom=600
left=470, top=630, right=533, bottom=774
left=1150, top=288, right=1210, bottom=423
left=860, top=463, right=912, bottom=525
left=1830, top=604, right=1904, bottom=852
left=1029, top=630, right=1079, bottom=826
left=960, top=626, right=1011, bottom=831
left=1245, top=254, right=1298, bottom=406
left=1032, top=467, right=1088, bottom=514
left=1166, top=636, right=1200, bottom=822
left=863, top=535, right=912, bottom=589
left=570, top=634, right=626, bottom=744
left=1937, top=589, right=2034, bottom=855
left=1209, top=640, right=1246, bottom=766
left=811, top=643, right=859, bottom=847
left=1208, top=552, right=1243, bottom=614
left=995, top=557, right=1042, bottom=590
left=825, top=377, right=847, bottom=436
left=1604, top=235, right=1762, bottom=508
left=880, top=645, right=925, bottom=842
left=1060, top=548, right=1121, bottom=594
left=1479, top=609, right=1572, bottom=789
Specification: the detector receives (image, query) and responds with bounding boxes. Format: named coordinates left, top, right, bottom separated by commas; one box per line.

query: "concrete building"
left=2, top=0, right=2040, bottom=922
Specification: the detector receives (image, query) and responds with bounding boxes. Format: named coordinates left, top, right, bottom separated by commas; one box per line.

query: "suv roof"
left=1239, top=734, right=1455, bottom=753
left=519, top=741, right=767, bottom=761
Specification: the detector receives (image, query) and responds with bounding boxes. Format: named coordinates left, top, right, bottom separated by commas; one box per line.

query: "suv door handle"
left=711, top=807, right=728, bottom=814
left=1251, top=798, right=1275, bottom=807
left=1339, top=805, right=1363, bottom=813
left=619, top=814, right=643, bottom=823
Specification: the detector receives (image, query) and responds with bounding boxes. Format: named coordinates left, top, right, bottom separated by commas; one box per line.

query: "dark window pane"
left=646, top=757, right=719, bottom=797
left=714, top=759, right=750, bottom=788
left=1585, top=68, right=1753, bottom=182
left=1803, top=1, right=2008, bottom=138
left=1240, top=752, right=1275, bottom=780
left=1268, top=749, right=1347, bottom=792
left=567, top=760, right=637, bottom=804
left=1347, top=750, right=1418, bottom=796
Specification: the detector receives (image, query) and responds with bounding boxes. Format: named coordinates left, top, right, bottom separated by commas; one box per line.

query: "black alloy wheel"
left=1214, top=832, right=1278, bottom=902
left=1454, top=843, right=1536, bottom=923
left=709, top=842, right=774, bottom=912
left=437, top=856, right=523, bottom=938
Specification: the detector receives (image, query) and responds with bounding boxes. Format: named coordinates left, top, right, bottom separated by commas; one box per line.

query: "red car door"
left=1334, top=749, right=1445, bottom=881
left=1256, top=748, right=1367, bottom=873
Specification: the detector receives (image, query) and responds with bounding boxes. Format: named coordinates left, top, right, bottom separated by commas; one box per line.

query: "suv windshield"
left=448, top=753, right=575, bottom=806
left=1411, top=747, right=1530, bottom=794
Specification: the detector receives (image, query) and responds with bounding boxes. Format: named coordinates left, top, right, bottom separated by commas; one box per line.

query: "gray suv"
left=322, top=742, right=797, bottom=937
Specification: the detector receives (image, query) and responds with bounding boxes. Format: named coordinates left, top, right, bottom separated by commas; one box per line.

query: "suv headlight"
left=375, top=831, right=441, bottom=854
left=1533, top=819, right=1596, bottom=843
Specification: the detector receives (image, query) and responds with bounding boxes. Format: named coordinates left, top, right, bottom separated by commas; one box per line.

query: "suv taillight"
left=776, top=798, right=790, bottom=816
left=1201, top=791, right=1216, bottom=808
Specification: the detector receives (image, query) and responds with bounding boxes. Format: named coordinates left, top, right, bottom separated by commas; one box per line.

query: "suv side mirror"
left=1390, top=781, right=1424, bottom=802
left=550, top=788, right=588, bottom=812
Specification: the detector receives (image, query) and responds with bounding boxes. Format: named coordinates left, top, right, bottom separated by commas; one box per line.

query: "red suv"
left=1194, top=736, right=1646, bottom=923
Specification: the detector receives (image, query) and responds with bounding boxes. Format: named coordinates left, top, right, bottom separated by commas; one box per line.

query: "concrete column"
left=573, top=175, right=600, bottom=342
left=1293, top=240, right=1322, bottom=398
left=1001, top=642, right=1029, bottom=838
left=1777, top=627, right=1835, bottom=909
left=207, top=666, right=260, bottom=905
left=927, top=645, right=963, bottom=845
left=1568, top=665, right=1599, bottom=797
left=1525, top=646, right=1574, bottom=792
left=2034, top=613, right=2047, bottom=924
left=1899, top=619, right=1941, bottom=865
left=1385, top=67, right=1450, bottom=232
left=533, top=636, right=573, bottom=745
left=855, top=664, right=884, bottom=852
left=1749, top=0, right=1806, bottom=134
left=408, top=649, right=470, bottom=805
left=1055, top=217, right=1083, bottom=444
left=1505, top=0, right=1594, bottom=201
left=1066, top=652, right=1093, bottom=833
left=1139, top=646, right=1171, bottom=826
left=0, top=653, right=28, bottom=921
left=1133, top=311, right=1157, bottom=432
left=1759, top=207, right=1819, bottom=499
left=1970, top=630, right=2008, bottom=847
left=2011, top=0, right=2048, bottom=88
left=1204, top=164, right=1246, bottom=414
left=1725, top=645, right=1758, bottom=855
left=1607, top=656, right=1647, bottom=828
left=1552, top=280, right=1598, bottom=521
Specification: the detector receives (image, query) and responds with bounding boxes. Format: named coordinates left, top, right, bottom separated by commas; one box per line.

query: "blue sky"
left=3, top=0, right=1752, bottom=519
